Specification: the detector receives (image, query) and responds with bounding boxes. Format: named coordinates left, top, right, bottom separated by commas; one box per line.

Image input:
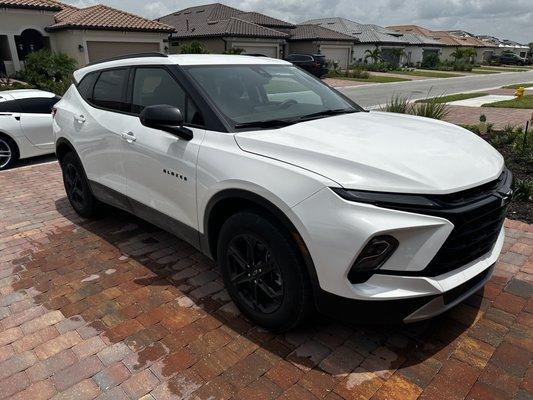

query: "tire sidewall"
left=61, top=152, right=96, bottom=217
left=0, top=135, right=19, bottom=170
left=217, top=211, right=310, bottom=331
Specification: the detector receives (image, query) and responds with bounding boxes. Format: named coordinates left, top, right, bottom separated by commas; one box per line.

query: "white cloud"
left=62, top=0, right=533, bottom=43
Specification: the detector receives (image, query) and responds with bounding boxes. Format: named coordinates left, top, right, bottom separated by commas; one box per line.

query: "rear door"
left=0, top=93, right=23, bottom=151
left=68, top=68, right=129, bottom=199
left=17, top=96, right=58, bottom=148
left=121, top=66, right=206, bottom=237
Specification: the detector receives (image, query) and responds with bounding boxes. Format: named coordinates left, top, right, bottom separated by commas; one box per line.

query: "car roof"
left=74, top=54, right=291, bottom=82
left=0, top=89, right=56, bottom=100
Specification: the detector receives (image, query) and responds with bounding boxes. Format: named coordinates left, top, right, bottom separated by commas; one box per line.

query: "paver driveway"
left=0, top=162, right=531, bottom=400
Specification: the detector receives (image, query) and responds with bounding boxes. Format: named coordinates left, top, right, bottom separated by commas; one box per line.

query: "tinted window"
left=18, top=97, right=59, bottom=114
left=92, top=68, right=129, bottom=111
left=0, top=97, right=19, bottom=113
left=132, top=68, right=185, bottom=114
left=77, top=72, right=98, bottom=101
left=132, top=67, right=204, bottom=126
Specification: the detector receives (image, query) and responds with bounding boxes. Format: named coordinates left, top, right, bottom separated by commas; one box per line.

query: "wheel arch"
left=0, top=130, right=20, bottom=162
left=202, top=188, right=320, bottom=294
left=55, top=137, right=77, bottom=166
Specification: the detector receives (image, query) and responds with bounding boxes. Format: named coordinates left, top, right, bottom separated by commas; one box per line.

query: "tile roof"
left=0, top=0, right=62, bottom=11
left=158, top=3, right=292, bottom=39
left=170, top=17, right=288, bottom=39
left=302, top=17, right=408, bottom=44
left=388, top=25, right=491, bottom=47
left=290, top=24, right=355, bottom=41
left=47, top=4, right=175, bottom=32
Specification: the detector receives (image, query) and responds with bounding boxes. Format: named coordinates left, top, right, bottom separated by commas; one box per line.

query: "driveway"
left=339, top=70, right=533, bottom=108
left=0, top=162, right=532, bottom=400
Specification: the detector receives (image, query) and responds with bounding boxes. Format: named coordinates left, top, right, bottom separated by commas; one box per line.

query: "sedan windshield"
left=186, top=64, right=362, bottom=128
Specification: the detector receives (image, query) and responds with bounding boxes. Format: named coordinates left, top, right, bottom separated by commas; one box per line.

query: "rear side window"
left=18, top=97, right=60, bottom=114
left=77, top=72, right=98, bottom=101
left=0, top=97, right=19, bottom=113
left=92, top=68, right=129, bottom=111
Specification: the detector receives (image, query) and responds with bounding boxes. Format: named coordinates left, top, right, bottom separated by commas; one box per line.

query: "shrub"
left=512, top=178, right=533, bottom=201
left=512, top=127, right=533, bottom=161
left=19, top=50, right=76, bottom=95
left=380, top=94, right=411, bottom=114
left=224, top=47, right=244, bottom=55
left=411, top=99, right=450, bottom=120
left=346, top=66, right=369, bottom=79
left=421, top=53, right=440, bottom=69
left=180, top=41, right=207, bottom=54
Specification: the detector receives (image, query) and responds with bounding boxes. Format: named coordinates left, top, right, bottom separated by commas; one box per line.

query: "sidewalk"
left=444, top=106, right=532, bottom=129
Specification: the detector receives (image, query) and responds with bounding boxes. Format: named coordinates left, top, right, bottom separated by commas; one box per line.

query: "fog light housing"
left=348, top=235, right=399, bottom=283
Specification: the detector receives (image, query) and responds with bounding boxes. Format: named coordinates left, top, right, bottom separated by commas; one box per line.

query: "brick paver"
left=444, top=105, right=532, bottom=130
left=0, top=162, right=531, bottom=399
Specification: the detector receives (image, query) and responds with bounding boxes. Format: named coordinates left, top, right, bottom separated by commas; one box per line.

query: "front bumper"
left=290, top=183, right=506, bottom=322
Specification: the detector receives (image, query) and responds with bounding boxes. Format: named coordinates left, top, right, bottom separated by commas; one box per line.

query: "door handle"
left=121, top=131, right=137, bottom=143
left=74, top=115, right=85, bottom=123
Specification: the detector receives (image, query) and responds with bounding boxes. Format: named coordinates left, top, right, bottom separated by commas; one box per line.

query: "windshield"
left=185, top=64, right=361, bottom=128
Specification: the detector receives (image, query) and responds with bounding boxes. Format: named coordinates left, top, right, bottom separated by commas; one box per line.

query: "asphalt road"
left=338, top=69, right=533, bottom=108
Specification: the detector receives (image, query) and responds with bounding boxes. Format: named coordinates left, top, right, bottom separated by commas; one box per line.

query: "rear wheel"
left=61, top=152, right=100, bottom=218
left=0, top=135, right=18, bottom=170
left=217, top=211, right=313, bottom=332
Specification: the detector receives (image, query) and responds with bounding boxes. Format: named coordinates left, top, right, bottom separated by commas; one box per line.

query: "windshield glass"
left=186, top=64, right=361, bottom=127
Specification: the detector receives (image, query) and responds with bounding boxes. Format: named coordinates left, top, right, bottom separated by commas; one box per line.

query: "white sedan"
left=0, top=89, right=59, bottom=170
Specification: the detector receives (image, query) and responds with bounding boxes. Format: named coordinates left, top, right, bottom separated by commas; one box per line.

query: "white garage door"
left=321, top=46, right=351, bottom=69
left=87, top=41, right=160, bottom=63
left=238, top=45, right=278, bottom=58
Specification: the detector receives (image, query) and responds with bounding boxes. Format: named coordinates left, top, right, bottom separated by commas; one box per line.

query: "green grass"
left=469, top=69, right=501, bottom=74
left=482, top=95, right=533, bottom=109
left=394, top=70, right=463, bottom=78
left=331, top=75, right=409, bottom=83
left=415, top=92, right=489, bottom=104
left=478, top=66, right=529, bottom=72
left=502, top=83, right=533, bottom=89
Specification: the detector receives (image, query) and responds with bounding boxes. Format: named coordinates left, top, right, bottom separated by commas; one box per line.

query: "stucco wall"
left=169, top=38, right=226, bottom=54
left=0, top=8, right=55, bottom=35
left=54, top=30, right=166, bottom=67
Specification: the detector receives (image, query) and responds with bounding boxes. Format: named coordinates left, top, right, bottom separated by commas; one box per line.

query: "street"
left=339, top=70, right=533, bottom=108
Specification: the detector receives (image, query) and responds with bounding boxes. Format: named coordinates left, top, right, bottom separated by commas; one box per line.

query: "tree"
left=180, top=41, right=207, bottom=54
left=450, top=47, right=477, bottom=63
left=20, top=50, right=76, bottom=95
left=364, top=46, right=382, bottom=64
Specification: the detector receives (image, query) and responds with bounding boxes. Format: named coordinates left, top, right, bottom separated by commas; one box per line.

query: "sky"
left=64, top=0, right=533, bottom=44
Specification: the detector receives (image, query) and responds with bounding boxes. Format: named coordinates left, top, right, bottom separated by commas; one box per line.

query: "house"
left=388, top=25, right=493, bottom=64
left=0, top=0, right=174, bottom=75
left=156, top=3, right=294, bottom=58
left=288, top=24, right=355, bottom=69
left=476, top=35, right=530, bottom=59
left=302, top=17, right=442, bottom=66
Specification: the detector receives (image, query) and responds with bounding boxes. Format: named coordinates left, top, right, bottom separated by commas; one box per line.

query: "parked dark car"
left=499, top=52, right=527, bottom=65
left=285, top=54, right=328, bottom=77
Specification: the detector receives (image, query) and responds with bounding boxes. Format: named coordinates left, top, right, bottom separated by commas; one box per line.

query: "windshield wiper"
left=298, top=108, right=356, bottom=121
left=234, top=119, right=299, bottom=129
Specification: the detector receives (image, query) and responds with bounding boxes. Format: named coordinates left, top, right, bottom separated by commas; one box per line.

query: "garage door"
left=238, top=45, right=278, bottom=58
left=321, top=46, right=350, bottom=69
left=87, top=41, right=160, bottom=63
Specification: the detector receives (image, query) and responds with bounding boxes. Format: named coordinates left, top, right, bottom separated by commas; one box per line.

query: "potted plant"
left=479, top=114, right=488, bottom=134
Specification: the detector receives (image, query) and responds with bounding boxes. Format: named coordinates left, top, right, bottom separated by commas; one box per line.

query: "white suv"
left=53, top=53, right=511, bottom=331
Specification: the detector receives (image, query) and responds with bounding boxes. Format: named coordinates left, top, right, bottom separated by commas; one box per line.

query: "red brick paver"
left=0, top=162, right=531, bottom=399
left=444, top=105, right=532, bottom=130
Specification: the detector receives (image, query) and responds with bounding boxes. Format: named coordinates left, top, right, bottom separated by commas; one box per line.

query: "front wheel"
left=61, top=152, right=100, bottom=218
left=217, top=211, right=313, bottom=332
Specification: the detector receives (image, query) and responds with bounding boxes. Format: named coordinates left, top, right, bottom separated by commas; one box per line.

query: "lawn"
left=415, top=92, right=489, bottom=103
left=478, top=66, right=529, bottom=72
left=482, top=95, right=533, bottom=109
left=469, top=69, right=501, bottom=74
left=330, top=74, right=409, bottom=83
left=394, top=70, right=462, bottom=78
left=502, top=83, right=533, bottom=89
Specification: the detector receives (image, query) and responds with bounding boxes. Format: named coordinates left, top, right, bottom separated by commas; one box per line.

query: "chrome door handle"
left=74, top=115, right=85, bottom=123
left=121, top=131, right=136, bottom=143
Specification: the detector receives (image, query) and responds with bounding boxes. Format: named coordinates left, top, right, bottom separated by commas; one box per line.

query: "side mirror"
left=139, top=105, right=193, bottom=141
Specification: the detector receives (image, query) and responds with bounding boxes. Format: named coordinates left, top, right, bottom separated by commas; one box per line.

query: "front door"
left=122, top=67, right=206, bottom=242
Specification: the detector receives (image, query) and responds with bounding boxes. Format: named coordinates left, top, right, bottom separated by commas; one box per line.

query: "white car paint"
left=55, top=54, right=507, bottom=324
left=0, top=89, right=57, bottom=167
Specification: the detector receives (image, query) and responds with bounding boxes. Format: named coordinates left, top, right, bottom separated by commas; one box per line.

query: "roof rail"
left=85, top=52, right=168, bottom=67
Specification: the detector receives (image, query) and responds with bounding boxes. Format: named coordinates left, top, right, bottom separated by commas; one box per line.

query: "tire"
left=61, top=152, right=100, bottom=218
left=0, top=134, right=19, bottom=171
left=217, top=210, right=313, bottom=332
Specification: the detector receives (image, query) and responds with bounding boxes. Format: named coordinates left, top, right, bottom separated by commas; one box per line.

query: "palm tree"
left=364, top=47, right=382, bottom=64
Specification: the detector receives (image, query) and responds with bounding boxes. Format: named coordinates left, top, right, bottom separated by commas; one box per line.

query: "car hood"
left=234, top=111, right=504, bottom=194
